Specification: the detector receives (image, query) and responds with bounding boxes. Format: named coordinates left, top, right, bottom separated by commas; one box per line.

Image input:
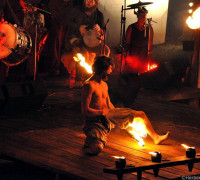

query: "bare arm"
left=81, top=83, right=106, bottom=116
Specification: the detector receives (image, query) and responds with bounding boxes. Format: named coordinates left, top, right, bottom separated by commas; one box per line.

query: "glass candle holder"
left=115, top=157, right=126, bottom=169
left=186, top=147, right=196, bottom=158
left=150, top=152, right=162, bottom=162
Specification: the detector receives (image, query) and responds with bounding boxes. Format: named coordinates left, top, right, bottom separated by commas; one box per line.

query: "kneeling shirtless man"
left=81, top=56, right=169, bottom=155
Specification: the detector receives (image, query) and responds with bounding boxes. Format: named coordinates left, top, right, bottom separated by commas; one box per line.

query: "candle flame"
left=149, top=152, right=158, bottom=156
left=186, top=7, right=200, bottom=29
left=181, top=144, right=195, bottom=149
left=112, top=156, right=125, bottom=159
left=182, top=144, right=190, bottom=149
left=128, top=118, right=147, bottom=147
left=73, top=53, right=93, bottom=74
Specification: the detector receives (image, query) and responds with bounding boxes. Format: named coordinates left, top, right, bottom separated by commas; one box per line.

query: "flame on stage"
left=186, top=7, right=200, bottom=29
left=73, top=53, right=93, bottom=74
left=181, top=144, right=194, bottom=149
left=181, top=144, right=190, bottom=149
left=128, top=118, right=147, bottom=147
left=149, top=152, right=157, bottom=156
left=112, top=156, right=125, bottom=159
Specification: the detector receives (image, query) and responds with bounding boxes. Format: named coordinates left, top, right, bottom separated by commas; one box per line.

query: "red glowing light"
left=123, top=55, right=158, bottom=74
left=147, top=63, right=158, bottom=71
left=38, top=34, right=48, bottom=60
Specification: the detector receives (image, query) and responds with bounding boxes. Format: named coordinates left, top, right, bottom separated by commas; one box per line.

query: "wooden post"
left=117, top=173, right=123, bottom=180
left=153, top=167, right=160, bottom=177
left=188, top=162, right=194, bottom=172
left=137, top=170, right=142, bottom=180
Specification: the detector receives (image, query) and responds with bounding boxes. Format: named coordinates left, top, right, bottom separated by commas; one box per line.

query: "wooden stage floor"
left=0, top=77, right=200, bottom=179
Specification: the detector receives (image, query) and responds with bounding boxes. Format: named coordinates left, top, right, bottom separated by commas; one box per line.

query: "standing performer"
left=38, top=0, right=76, bottom=76
left=125, top=7, right=153, bottom=74
left=62, top=0, right=109, bottom=88
left=81, top=56, right=169, bottom=155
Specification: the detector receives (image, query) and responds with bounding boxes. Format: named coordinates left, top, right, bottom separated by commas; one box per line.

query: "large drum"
left=0, top=22, right=32, bottom=66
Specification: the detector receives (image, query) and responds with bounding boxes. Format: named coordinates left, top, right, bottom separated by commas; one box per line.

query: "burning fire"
left=186, top=7, right=200, bottom=29
left=128, top=118, right=147, bottom=147
left=149, top=152, right=158, bottom=156
left=73, top=53, right=93, bottom=74
left=182, top=144, right=189, bottom=149
left=181, top=144, right=195, bottom=149
left=112, top=156, right=125, bottom=159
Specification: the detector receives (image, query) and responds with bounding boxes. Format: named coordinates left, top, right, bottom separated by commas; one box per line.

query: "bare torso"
left=81, top=78, right=113, bottom=117
left=89, top=80, right=109, bottom=110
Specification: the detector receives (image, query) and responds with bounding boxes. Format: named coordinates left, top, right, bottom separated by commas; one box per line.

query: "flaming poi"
left=128, top=118, right=147, bottom=147
left=73, top=53, right=93, bottom=74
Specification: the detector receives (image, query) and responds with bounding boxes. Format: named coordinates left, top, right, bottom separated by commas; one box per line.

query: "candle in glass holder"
left=113, top=156, right=126, bottom=169
left=182, top=144, right=196, bottom=158
left=149, top=152, right=162, bottom=162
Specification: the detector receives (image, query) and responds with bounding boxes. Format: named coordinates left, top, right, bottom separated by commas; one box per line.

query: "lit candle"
left=182, top=144, right=196, bottom=158
left=149, top=152, right=162, bottom=162
left=113, top=156, right=126, bottom=169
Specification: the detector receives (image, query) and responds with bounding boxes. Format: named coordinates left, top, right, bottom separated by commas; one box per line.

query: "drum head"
left=83, top=29, right=101, bottom=48
left=0, top=23, right=17, bottom=59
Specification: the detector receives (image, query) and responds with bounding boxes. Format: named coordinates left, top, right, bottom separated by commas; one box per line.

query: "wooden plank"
left=1, top=129, right=166, bottom=179
left=2, top=130, right=151, bottom=179
left=2, top=135, right=115, bottom=180
left=3, top=128, right=200, bottom=180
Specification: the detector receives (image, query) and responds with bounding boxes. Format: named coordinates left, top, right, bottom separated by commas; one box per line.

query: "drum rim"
left=0, top=22, right=32, bottom=66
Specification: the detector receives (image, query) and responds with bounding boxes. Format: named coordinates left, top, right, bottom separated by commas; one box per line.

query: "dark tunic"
left=125, top=22, right=151, bottom=73
left=128, top=23, right=149, bottom=59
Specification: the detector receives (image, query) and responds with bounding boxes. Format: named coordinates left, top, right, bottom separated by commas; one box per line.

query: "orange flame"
left=186, top=7, right=200, bottom=29
left=112, top=156, right=125, bottom=159
left=182, top=144, right=190, bottom=149
left=128, top=117, right=147, bottom=147
left=181, top=144, right=195, bottom=149
left=73, top=53, right=93, bottom=74
left=149, top=152, right=159, bottom=156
